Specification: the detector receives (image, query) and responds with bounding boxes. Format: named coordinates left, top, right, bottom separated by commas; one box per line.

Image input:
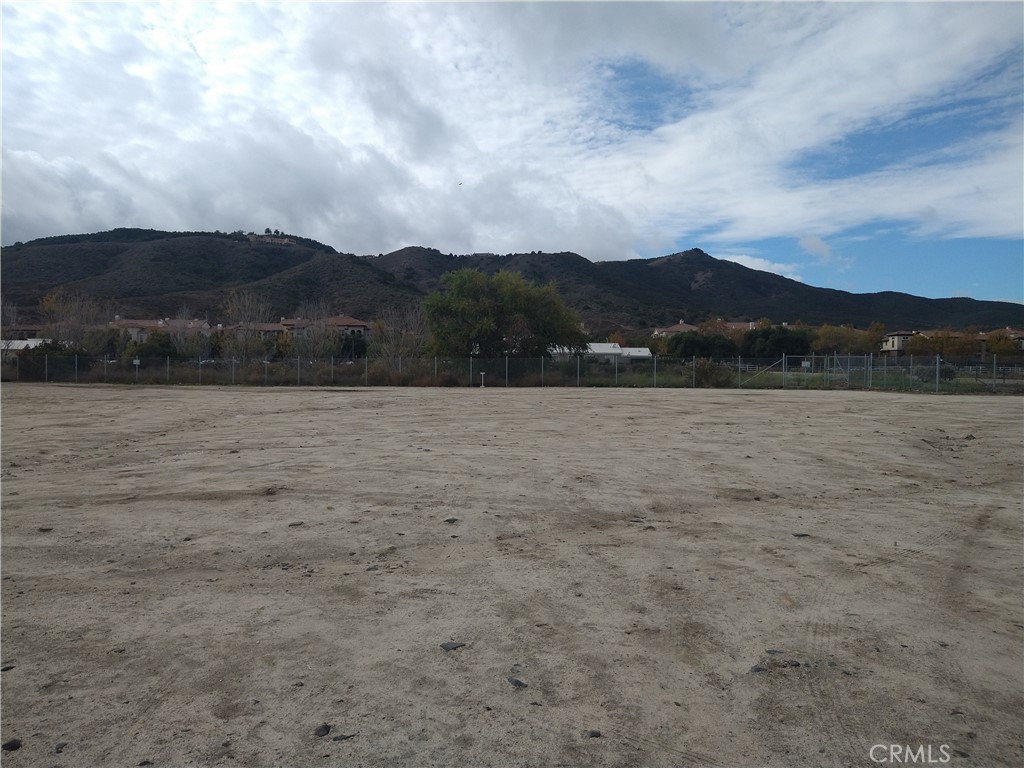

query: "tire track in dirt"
left=788, top=491, right=1001, bottom=764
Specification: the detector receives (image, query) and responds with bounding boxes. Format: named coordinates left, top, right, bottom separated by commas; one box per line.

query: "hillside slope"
left=2, top=230, right=1020, bottom=332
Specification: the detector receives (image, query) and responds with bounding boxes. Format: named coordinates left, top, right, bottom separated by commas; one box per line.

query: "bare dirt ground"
left=1, top=385, right=1021, bottom=768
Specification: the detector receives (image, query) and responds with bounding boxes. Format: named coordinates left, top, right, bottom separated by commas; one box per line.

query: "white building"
left=550, top=343, right=653, bottom=363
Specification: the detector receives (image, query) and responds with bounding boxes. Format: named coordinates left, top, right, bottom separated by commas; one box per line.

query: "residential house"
left=247, top=234, right=297, bottom=246
left=108, top=317, right=167, bottom=344
left=326, top=315, right=371, bottom=337
left=278, top=315, right=371, bottom=338
left=652, top=321, right=700, bottom=337
left=108, top=316, right=211, bottom=344
left=880, top=331, right=916, bottom=357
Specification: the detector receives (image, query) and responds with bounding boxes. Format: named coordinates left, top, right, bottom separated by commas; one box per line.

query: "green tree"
left=863, top=321, right=887, bottom=353
left=904, top=333, right=936, bottom=356
left=740, top=326, right=813, bottom=357
left=423, top=270, right=587, bottom=358
left=985, top=329, right=1019, bottom=358
left=126, top=330, right=177, bottom=362
left=667, top=331, right=738, bottom=358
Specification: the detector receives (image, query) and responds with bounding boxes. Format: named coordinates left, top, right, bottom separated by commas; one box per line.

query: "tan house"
left=108, top=318, right=167, bottom=343
left=880, top=331, right=917, bottom=356
left=228, top=322, right=288, bottom=340
left=652, top=320, right=700, bottom=337
left=247, top=234, right=297, bottom=246
left=0, top=322, right=44, bottom=340
left=279, top=315, right=371, bottom=338
left=326, top=315, right=370, bottom=336
left=109, top=316, right=210, bottom=343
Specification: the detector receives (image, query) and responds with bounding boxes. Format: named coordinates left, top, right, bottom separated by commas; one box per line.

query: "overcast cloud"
left=2, top=2, right=1021, bottom=298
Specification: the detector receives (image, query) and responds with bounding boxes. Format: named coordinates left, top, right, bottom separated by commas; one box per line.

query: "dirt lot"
left=1, top=385, right=1021, bottom=767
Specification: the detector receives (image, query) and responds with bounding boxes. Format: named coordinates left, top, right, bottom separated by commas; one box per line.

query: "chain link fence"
left=3, top=353, right=1023, bottom=394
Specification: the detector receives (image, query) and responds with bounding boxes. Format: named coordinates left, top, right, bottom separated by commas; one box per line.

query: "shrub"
left=914, top=364, right=956, bottom=383
left=693, top=358, right=735, bottom=388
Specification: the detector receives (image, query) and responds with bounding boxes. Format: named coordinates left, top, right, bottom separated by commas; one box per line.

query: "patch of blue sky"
left=670, top=224, right=1021, bottom=306
left=790, top=99, right=1012, bottom=181
left=832, top=233, right=1024, bottom=304
left=588, top=57, right=704, bottom=135
left=789, top=53, right=1023, bottom=181
left=730, top=223, right=1023, bottom=304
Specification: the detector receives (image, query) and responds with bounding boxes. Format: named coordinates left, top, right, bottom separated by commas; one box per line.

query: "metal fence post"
left=576, top=355, right=580, bottom=387
left=614, top=355, right=617, bottom=386
left=737, top=356, right=741, bottom=388
left=654, top=355, right=657, bottom=388
left=45, top=354, right=48, bottom=383
left=331, top=356, right=334, bottom=385
left=198, top=357, right=202, bottom=385
left=364, top=355, right=368, bottom=386
left=74, top=354, right=78, bottom=383
left=692, top=355, right=696, bottom=388
left=434, top=356, right=437, bottom=384
left=296, top=356, right=300, bottom=386
left=992, top=354, right=997, bottom=393
left=782, top=353, right=786, bottom=389
left=935, top=354, right=940, bottom=393
left=541, top=356, right=545, bottom=387
left=505, top=356, right=508, bottom=387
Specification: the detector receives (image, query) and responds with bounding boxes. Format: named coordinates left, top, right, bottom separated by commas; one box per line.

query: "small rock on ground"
left=507, top=677, right=528, bottom=689
left=440, top=641, right=466, bottom=651
left=314, top=723, right=331, bottom=737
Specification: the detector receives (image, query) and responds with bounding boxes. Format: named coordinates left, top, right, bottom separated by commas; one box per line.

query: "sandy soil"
left=1, top=385, right=1021, bottom=768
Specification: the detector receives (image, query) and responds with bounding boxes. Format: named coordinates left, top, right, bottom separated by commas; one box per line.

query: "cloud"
left=798, top=235, right=831, bottom=263
left=1, top=0, right=1020, bottom=280
left=715, top=252, right=804, bottom=283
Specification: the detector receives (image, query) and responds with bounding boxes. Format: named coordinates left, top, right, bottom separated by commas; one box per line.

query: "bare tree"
left=1, top=295, right=18, bottom=361
left=222, top=290, right=271, bottom=362
left=293, top=298, right=340, bottom=359
left=171, top=304, right=210, bottom=359
left=370, top=304, right=428, bottom=361
left=38, top=289, right=108, bottom=354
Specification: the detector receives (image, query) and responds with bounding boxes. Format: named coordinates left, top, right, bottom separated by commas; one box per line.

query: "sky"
left=2, top=1, right=1022, bottom=303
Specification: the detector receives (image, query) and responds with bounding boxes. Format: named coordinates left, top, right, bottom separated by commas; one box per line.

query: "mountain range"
left=2, top=228, right=1020, bottom=334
